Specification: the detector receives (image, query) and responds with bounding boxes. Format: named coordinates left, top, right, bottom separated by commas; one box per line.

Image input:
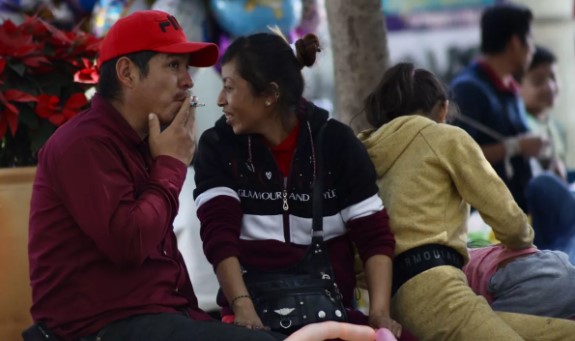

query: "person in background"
left=450, top=3, right=544, bottom=212
left=27, top=10, right=284, bottom=341
left=464, top=244, right=575, bottom=320
left=525, top=173, right=575, bottom=263
left=359, top=62, right=575, bottom=341
left=520, top=45, right=567, bottom=180
left=463, top=45, right=575, bottom=264
left=193, top=31, right=400, bottom=338
left=518, top=46, right=575, bottom=262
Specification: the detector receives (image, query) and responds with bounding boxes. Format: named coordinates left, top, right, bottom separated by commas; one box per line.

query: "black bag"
left=241, top=121, right=347, bottom=334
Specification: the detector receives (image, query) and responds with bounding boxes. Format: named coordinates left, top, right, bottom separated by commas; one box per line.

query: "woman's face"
left=217, top=60, right=272, bottom=135
left=520, top=62, right=559, bottom=114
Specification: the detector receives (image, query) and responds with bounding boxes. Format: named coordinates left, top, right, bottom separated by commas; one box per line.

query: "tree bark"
left=325, top=0, right=389, bottom=132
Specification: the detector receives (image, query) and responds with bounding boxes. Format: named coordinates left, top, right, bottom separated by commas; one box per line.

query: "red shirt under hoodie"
left=28, top=94, right=210, bottom=341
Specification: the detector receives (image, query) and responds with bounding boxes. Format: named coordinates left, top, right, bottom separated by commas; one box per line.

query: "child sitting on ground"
left=464, top=244, right=575, bottom=319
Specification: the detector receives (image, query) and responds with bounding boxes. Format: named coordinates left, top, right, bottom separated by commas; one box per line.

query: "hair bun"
left=295, top=33, right=321, bottom=69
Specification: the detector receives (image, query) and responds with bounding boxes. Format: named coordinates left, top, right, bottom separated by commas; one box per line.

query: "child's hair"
left=364, top=62, right=449, bottom=128
left=529, top=46, right=557, bottom=71
left=515, top=46, right=557, bottom=84
left=221, top=31, right=320, bottom=111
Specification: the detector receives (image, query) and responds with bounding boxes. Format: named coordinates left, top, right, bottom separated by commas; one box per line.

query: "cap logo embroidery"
left=159, top=15, right=182, bottom=33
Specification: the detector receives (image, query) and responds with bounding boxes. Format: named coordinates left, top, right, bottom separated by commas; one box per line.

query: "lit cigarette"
left=190, top=95, right=205, bottom=108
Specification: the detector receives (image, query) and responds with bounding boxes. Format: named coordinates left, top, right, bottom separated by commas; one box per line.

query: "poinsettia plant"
left=0, top=15, right=101, bottom=167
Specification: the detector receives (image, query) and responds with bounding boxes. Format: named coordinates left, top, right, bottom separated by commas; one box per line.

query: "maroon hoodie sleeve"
left=348, top=208, right=395, bottom=263
left=197, top=195, right=243, bottom=268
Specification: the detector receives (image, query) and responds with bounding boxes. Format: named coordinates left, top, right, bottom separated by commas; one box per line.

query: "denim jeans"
left=525, top=173, right=575, bottom=262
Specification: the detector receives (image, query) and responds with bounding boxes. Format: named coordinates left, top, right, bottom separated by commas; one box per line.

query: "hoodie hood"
left=359, top=115, right=436, bottom=177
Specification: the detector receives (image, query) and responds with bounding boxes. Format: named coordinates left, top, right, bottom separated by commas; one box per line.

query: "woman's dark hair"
left=529, top=46, right=557, bottom=71
left=221, top=32, right=320, bottom=111
left=364, top=63, right=449, bottom=128
left=480, top=4, right=533, bottom=55
left=98, top=50, right=158, bottom=100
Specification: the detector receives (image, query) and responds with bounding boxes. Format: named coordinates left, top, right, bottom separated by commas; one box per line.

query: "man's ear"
left=508, top=35, right=523, bottom=52
left=116, top=57, right=137, bottom=88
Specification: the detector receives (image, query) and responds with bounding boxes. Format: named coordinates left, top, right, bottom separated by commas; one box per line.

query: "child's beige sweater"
left=359, top=115, right=533, bottom=263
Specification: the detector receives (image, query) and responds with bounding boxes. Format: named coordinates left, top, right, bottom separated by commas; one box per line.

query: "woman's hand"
left=232, top=296, right=268, bottom=330
left=369, top=314, right=402, bottom=339
left=215, top=257, right=268, bottom=330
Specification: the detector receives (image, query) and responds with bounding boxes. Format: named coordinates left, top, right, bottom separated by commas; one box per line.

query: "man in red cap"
left=26, top=10, right=285, bottom=341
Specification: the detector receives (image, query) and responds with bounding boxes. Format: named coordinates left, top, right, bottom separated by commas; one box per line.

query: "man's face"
left=512, top=32, right=535, bottom=75
left=133, top=53, right=193, bottom=125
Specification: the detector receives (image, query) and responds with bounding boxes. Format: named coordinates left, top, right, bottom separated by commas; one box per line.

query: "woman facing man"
left=193, top=30, right=401, bottom=338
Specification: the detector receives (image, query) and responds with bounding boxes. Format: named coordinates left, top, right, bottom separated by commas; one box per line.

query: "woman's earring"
left=265, top=100, right=271, bottom=106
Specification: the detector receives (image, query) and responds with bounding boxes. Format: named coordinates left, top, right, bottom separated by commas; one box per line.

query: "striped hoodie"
left=193, top=100, right=394, bottom=308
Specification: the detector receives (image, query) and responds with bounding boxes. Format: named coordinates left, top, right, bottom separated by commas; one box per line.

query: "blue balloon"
left=210, top=0, right=302, bottom=37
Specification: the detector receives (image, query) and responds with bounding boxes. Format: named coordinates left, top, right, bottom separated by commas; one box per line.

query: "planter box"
left=0, top=167, right=36, bottom=341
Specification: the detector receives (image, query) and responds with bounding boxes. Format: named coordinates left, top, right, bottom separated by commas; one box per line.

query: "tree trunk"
left=325, top=0, right=389, bottom=132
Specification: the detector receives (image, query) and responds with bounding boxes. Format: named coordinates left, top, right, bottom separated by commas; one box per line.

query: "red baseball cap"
left=97, top=10, right=219, bottom=68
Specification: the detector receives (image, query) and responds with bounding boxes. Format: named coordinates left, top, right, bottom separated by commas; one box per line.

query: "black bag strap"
left=311, top=120, right=329, bottom=244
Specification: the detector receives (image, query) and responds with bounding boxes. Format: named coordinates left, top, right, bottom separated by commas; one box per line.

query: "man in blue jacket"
left=450, top=3, right=545, bottom=211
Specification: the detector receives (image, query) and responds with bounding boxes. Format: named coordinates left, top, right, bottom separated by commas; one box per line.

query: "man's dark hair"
left=480, top=4, right=533, bottom=55
left=98, top=51, right=158, bottom=101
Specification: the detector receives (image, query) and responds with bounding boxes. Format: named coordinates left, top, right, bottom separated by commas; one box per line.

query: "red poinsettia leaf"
left=72, top=33, right=102, bottom=55
left=4, top=89, right=37, bottom=102
left=48, top=114, right=66, bottom=126
left=0, top=25, right=37, bottom=57
left=74, top=67, right=99, bottom=84
left=36, top=94, right=60, bottom=107
left=13, top=43, right=41, bottom=57
left=35, top=107, right=53, bottom=119
left=65, top=30, right=78, bottom=41
left=35, top=94, right=60, bottom=119
left=0, top=19, right=18, bottom=34
left=68, top=57, right=91, bottom=70
left=21, top=15, right=49, bottom=36
left=65, top=93, right=88, bottom=110
left=0, top=92, right=19, bottom=114
left=22, top=55, right=52, bottom=68
left=62, top=107, right=73, bottom=120
left=44, top=21, right=73, bottom=46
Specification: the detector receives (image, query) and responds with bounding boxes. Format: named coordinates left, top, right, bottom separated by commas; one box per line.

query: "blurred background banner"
left=382, top=0, right=503, bottom=30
